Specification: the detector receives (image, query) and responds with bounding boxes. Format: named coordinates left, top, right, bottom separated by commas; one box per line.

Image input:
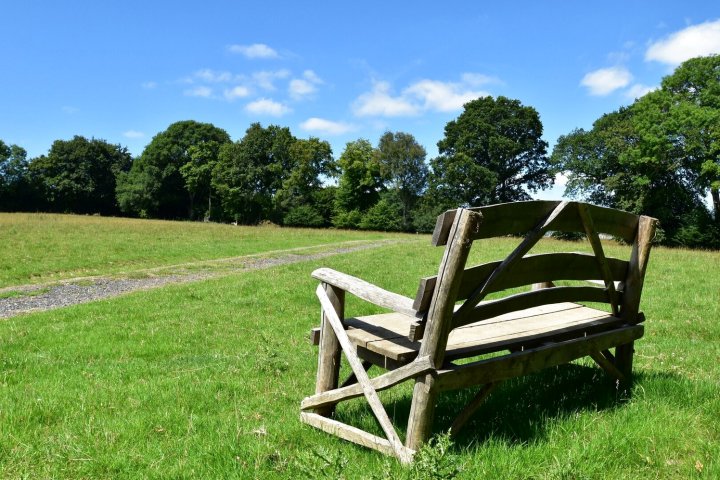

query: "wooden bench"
left=300, top=200, right=658, bottom=463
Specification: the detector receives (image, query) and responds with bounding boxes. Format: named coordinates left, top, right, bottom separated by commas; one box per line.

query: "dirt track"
left=0, top=240, right=404, bottom=319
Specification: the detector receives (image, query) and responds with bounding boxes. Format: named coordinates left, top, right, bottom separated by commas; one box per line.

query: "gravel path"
left=0, top=240, right=402, bottom=319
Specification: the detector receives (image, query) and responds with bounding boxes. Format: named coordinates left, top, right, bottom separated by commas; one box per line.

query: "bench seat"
left=346, top=302, right=633, bottom=369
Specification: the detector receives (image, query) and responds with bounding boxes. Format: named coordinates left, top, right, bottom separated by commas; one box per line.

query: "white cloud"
left=300, top=117, right=356, bottom=135
left=289, top=70, right=323, bottom=100
left=352, top=73, right=493, bottom=117
left=184, top=86, right=213, bottom=97
left=252, top=70, right=290, bottom=90
left=123, top=130, right=145, bottom=139
left=404, top=79, right=488, bottom=112
left=303, top=70, right=323, bottom=84
left=352, top=81, right=419, bottom=117
left=228, top=43, right=279, bottom=59
left=580, top=67, right=633, bottom=96
left=224, top=85, right=251, bottom=101
left=141, top=81, right=157, bottom=89
left=289, top=79, right=317, bottom=99
left=625, top=83, right=657, bottom=99
left=646, top=19, right=720, bottom=65
left=194, top=69, right=234, bottom=83
left=245, top=98, right=291, bottom=116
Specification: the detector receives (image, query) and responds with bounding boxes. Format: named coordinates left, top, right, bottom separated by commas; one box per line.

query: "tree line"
left=1, top=56, right=718, bottom=248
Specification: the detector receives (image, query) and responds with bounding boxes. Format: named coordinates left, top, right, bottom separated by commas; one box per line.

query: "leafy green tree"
left=212, top=123, right=295, bottom=224
left=29, top=136, right=131, bottom=215
left=431, top=96, right=552, bottom=206
left=180, top=140, right=223, bottom=220
left=376, top=131, right=428, bottom=228
left=552, top=55, right=720, bottom=247
left=0, top=140, right=35, bottom=211
left=333, top=139, right=383, bottom=228
left=117, top=120, right=231, bottom=219
left=275, top=137, right=336, bottom=226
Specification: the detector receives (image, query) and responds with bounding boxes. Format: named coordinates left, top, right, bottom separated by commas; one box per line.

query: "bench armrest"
left=312, top=267, right=419, bottom=318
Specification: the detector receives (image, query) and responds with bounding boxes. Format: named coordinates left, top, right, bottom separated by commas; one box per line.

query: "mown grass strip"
left=0, top=213, right=408, bottom=288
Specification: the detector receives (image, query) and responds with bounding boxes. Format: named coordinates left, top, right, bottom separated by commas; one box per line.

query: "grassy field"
left=0, top=216, right=718, bottom=478
left=0, top=213, right=406, bottom=288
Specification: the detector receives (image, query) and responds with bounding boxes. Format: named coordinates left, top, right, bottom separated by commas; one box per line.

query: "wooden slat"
left=301, top=355, right=434, bottom=410
left=449, top=382, right=498, bottom=436
left=406, top=208, right=482, bottom=450
left=436, top=324, right=644, bottom=391
left=300, top=412, right=415, bottom=460
left=621, top=215, right=659, bottom=323
left=344, top=303, right=620, bottom=363
left=454, top=286, right=614, bottom=329
left=316, top=286, right=412, bottom=463
left=461, top=201, right=571, bottom=316
left=432, top=201, right=640, bottom=246
left=416, top=253, right=628, bottom=311
left=312, top=268, right=418, bottom=318
left=578, top=202, right=619, bottom=316
left=589, top=351, right=626, bottom=383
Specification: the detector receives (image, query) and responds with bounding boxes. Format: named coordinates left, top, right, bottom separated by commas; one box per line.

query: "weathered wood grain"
left=314, top=283, right=344, bottom=416
left=406, top=208, right=482, bottom=450
left=436, top=324, right=644, bottom=391
left=301, top=355, right=433, bottom=410
left=432, top=201, right=639, bottom=246
left=316, top=285, right=412, bottom=463
left=312, top=267, right=418, bottom=318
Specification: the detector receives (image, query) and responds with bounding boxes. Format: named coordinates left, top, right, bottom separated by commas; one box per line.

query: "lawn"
left=0, top=213, right=405, bottom=288
left=0, top=218, right=718, bottom=478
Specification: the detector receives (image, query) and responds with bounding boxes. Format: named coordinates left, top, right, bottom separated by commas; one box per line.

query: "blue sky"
left=2, top=1, right=719, bottom=198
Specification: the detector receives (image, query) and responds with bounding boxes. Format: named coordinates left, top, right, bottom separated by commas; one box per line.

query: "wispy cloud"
left=352, top=73, right=494, bottom=117
left=252, top=70, right=290, bottom=90
left=300, top=117, right=356, bottom=135
left=123, top=130, right=145, bottom=139
left=289, top=70, right=323, bottom=100
left=141, top=81, right=157, bottom=89
left=224, top=85, right=251, bottom=101
left=645, top=19, right=720, bottom=65
left=625, top=83, right=657, bottom=99
left=352, top=81, right=419, bottom=117
left=194, top=69, right=234, bottom=83
left=245, top=98, right=291, bottom=116
left=184, top=86, right=213, bottom=98
left=228, top=43, right=279, bottom=59
left=405, top=79, right=488, bottom=112
left=580, top=66, right=632, bottom=96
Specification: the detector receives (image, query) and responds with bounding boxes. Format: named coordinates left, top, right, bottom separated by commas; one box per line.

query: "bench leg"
left=315, top=283, right=344, bottom=416
left=615, top=341, right=635, bottom=390
left=405, top=373, right=440, bottom=451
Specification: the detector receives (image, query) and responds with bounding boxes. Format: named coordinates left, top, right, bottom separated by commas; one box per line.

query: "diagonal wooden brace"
left=315, top=285, right=415, bottom=464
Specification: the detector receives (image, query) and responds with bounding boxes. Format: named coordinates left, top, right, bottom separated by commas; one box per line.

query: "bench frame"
left=300, top=200, right=658, bottom=463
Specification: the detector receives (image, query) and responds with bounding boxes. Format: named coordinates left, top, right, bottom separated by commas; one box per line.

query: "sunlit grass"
left=0, top=213, right=407, bottom=287
left=0, top=231, right=717, bottom=478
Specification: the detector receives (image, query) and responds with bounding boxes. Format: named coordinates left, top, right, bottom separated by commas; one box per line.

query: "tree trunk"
left=712, top=186, right=719, bottom=223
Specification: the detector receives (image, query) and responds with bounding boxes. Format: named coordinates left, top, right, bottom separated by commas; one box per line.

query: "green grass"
left=0, top=213, right=406, bottom=288
left=0, top=227, right=718, bottom=478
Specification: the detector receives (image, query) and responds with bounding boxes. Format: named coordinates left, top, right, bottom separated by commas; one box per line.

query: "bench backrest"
left=414, top=201, right=658, bottom=366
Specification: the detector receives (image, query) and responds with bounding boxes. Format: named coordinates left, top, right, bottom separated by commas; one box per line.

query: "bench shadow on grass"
left=334, top=364, right=678, bottom=450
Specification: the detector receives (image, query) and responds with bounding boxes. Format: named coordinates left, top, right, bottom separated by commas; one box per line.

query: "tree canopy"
left=117, top=120, right=231, bottom=219
left=0, top=140, right=32, bottom=211
left=431, top=96, right=552, bottom=207
left=29, top=136, right=131, bottom=215
left=552, top=55, right=720, bottom=247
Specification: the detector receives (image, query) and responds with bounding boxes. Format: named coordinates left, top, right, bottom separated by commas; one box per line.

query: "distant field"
left=0, top=213, right=407, bottom=288
left=0, top=218, right=718, bottom=478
